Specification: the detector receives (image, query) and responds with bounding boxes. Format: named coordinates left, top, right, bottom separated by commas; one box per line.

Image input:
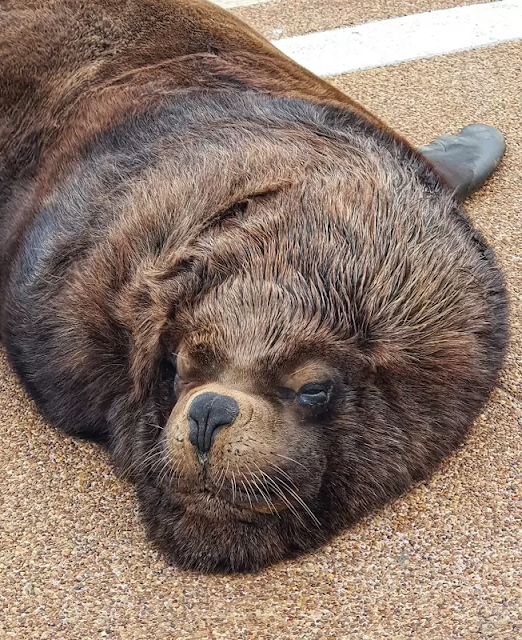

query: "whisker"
left=261, top=473, right=307, bottom=527
left=274, top=453, right=307, bottom=470
left=213, top=466, right=225, bottom=492
left=268, top=463, right=301, bottom=490
left=275, top=478, right=321, bottom=528
left=145, top=421, right=164, bottom=431
left=135, top=446, right=165, bottom=473
left=157, top=450, right=181, bottom=489
left=170, top=351, right=190, bottom=364
left=218, top=460, right=230, bottom=494
left=240, top=479, right=254, bottom=511
left=158, top=457, right=173, bottom=487
left=231, top=471, right=237, bottom=504
left=256, top=464, right=321, bottom=529
left=248, top=472, right=279, bottom=517
left=167, top=457, right=181, bottom=486
left=253, top=463, right=306, bottom=526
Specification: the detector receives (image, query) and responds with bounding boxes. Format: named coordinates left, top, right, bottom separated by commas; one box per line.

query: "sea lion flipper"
left=419, top=124, right=506, bottom=201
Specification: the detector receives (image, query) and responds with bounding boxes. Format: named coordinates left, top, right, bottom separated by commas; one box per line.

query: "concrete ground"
left=1, top=1, right=520, bottom=639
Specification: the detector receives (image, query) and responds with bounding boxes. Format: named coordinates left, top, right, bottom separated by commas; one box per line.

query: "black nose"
left=188, top=392, right=240, bottom=454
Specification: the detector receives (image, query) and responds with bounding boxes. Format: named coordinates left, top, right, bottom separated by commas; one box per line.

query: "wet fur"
left=0, top=0, right=508, bottom=572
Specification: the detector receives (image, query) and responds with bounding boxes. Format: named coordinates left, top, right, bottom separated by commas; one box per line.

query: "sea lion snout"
left=188, top=392, right=240, bottom=454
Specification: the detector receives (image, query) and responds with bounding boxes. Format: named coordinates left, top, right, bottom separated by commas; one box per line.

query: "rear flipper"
left=418, top=124, right=506, bottom=201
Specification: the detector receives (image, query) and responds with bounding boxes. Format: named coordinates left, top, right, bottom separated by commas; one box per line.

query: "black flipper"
left=418, top=124, right=506, bottom=201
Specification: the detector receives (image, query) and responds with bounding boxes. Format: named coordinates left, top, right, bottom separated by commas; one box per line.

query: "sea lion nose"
left=188, top=392, right=240, bottom=454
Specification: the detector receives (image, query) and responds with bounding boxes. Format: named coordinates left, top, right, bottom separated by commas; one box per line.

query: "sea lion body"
left=0, top=0, right=508, bottom=572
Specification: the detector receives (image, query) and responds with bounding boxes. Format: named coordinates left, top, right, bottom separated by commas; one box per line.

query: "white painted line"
left=274, top=0, right=522, bottom=77
left=212, top=0, right=272, bottom=8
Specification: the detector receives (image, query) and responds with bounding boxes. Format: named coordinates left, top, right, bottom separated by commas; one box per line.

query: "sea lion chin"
left=0, top=0, right=508, bottom=573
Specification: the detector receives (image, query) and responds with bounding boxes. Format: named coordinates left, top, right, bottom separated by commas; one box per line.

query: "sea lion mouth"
left=173, top=488, right=278, bottom=523
left=218, top=487, right=289, bottom=514
left=198, top=479, right=290, bottom=514
left=170, top=475, right=294, bottom=518
left=180, top=481, right=323, bottom=530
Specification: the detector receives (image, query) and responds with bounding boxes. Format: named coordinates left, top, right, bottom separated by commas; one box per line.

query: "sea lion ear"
left=117, top=254, right=204, bottom=402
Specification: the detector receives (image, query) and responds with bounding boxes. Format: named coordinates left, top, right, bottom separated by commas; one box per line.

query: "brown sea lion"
left=0, top=0, right=508, bottom=572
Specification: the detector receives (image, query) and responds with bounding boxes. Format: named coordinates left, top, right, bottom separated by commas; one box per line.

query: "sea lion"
left=0, top=0, right=508, bottom=572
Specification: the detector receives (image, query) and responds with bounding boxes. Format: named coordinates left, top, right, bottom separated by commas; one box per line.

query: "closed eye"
left=296, top=382, right=333, bottom=407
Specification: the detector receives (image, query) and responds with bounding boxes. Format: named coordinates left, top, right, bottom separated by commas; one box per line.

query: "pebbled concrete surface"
left=1, top=6, right=521, bottom=640
left=230, top=0, right=488, bottom=40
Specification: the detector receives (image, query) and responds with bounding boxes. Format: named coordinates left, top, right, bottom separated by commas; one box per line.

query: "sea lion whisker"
left=256, top=470, right=308, bottom=528
left=158, top=454, right=181, bottom=488
left=145, top=421, right=164, bottom=431
left=247, top=470, right=279, bottom=515
left=217, top=460, right=230, bottom=494
left=275, top=480, right=321, bottom=528
left=268, top=463, right=300, bottom=490
left=274, top=454, right=307, bottom=470
left=134, top=447, right=165, bottom=473
left=231, top=471, right=237, bottom=505
left=256, top=465, right=321, bottom=528
left=240, top=480, right=254, bottom=511
left=252, top=463, right=306, bottom=525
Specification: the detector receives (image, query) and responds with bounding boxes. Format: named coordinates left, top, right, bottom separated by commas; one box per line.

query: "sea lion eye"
left=296, top=382, right=333, bottom=407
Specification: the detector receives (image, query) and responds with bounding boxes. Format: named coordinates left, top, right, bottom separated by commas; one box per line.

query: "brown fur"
left=0, top=0, right=508, bottom=572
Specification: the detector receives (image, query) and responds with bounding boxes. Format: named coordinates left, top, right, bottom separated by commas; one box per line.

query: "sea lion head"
left=69, top=94, right=505, bottom=572
left=129, top=182, right=505, bottom=572
left=136, top=266, right=360, bottom=572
